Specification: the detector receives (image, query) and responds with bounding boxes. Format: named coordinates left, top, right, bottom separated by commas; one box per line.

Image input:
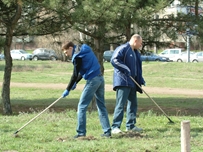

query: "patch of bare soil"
left=56, top=135, right=97, bottom=142
left=115, top=131, right=144, bottom=139
left=8, top=82, right=203, bottom=97
left=2, top=82, right=203, bottom=116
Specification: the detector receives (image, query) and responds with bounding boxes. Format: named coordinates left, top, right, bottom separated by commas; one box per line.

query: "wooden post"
left=181, top=120, right=190, bottom=152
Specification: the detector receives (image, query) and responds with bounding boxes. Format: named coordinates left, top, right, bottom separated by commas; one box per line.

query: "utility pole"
left=154, top=14, right=159, bottom=54
left=186, top=28, right=190, bottom=63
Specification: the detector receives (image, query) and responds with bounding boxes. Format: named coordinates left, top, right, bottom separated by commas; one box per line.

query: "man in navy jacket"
left=110, top=34, right=145, bottom=134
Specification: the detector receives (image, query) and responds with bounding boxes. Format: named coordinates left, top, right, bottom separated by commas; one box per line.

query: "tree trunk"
left=2, top=26, right=14, bottom=115
left=126, top=22, right=132, bottom=41
left=94, top=38, right=104, bottom=74
left=1, top=2, right=22, bottom=115
left=195, top=0, right=199, bottom=17
left=91, top=96, right=97, bottom=112
left=90, top=37, right=105, bottom=111
left=1, top=62, right=12, bottom=114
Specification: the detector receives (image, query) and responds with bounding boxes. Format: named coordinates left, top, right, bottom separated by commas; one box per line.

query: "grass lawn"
left=0, top=111, right=203, bottom=152
left=0, top=60, right=203, bottom=151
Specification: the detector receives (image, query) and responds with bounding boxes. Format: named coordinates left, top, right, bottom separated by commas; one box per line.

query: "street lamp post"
left=186, top=25, right=198, bottom=63
left=186, top=28, right=190, bottom=63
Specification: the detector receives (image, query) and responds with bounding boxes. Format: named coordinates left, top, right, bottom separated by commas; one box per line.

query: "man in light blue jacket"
left=110, top=34, right=145, bottom=134
left=62, top=42, right=111, bottom=138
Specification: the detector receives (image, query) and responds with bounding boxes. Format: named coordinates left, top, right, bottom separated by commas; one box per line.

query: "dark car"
left=103, top=50, right=114, bottom=62
left=32, top=48, right=58, bottom=61
left=141, top=53, right=170, bottom=62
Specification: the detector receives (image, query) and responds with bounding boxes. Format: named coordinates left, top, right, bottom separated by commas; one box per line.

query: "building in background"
left=158, top=0, right=201, bottom=49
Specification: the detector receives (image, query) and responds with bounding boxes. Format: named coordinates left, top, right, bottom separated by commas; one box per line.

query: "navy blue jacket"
left=110, top=42, right=145, bottom=93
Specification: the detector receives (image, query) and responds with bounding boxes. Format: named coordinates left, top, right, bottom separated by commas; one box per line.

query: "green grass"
left=0, top=111, right=203, bottom=152
left=1, top=60, right=202, bottom=89
left=141, top=62, right=203, bottom=89
left=0, top=60, right=202, bottom=115
left=0, top=60, right=203, bottom=151
left=1, top=60, right=202, bottom=87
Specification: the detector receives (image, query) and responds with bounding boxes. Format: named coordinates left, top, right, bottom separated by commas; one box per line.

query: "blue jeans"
left=76, top=75, right=111, bottom=135
left=112, top=86, right=137, bottom=130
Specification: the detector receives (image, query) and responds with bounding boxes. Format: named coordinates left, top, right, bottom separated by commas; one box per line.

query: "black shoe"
left=101, top=132, right=111, bottom=138
left=74, top=134, right=85, bottom=138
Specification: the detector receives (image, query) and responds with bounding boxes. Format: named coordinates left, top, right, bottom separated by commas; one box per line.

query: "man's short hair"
left=62, top=42, right=74, bottom=50
left=131, top=34, right=142, bottom=40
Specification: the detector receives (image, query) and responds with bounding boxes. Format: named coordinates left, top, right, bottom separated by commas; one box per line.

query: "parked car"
left=10, top=49, right=32, bottom=60
left=192, top=51, right=203, bottom=62
left=0, top=54, right=4, bottom=60
left=32, top=48, right=58, bottom=61
left=103, top=50, right=114, bottom=62
left=103, top=50, right=169, bottom=62
left=159, top=48, right=184, bottom=61
left=174, top=51, right=196, bottom=62
left=141, top=53, right=170, bottom=62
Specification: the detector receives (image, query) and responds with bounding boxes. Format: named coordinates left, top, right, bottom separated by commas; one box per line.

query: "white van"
left=159, top=48, right=183, bottom=61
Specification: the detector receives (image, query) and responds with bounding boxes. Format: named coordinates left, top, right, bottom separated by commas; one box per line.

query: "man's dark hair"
left=62, top=42, right=75, bottom=50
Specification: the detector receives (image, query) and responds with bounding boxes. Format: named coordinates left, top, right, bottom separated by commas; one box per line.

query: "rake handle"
left=129, top=76, right=174, bottom=123
left=14, top=96, right=63, bottom=134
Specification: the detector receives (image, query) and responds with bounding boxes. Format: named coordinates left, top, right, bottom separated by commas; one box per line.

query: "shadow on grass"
left=1, top=96, right=203, bottom=116
left=112, top=131, right=144, bottom=139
